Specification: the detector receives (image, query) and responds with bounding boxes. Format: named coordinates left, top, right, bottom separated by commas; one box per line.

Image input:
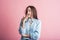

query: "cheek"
left=28, top=11, right=31, bottom=14
left=31, top=12, right=33, bottom=16
left=27, top=12, right=31, bottom=16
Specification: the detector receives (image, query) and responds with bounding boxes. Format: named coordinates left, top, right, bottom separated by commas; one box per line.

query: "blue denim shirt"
left=19, top=18, right=42, bottom=40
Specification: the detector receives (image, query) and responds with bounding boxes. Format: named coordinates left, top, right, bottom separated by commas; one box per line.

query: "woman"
left=19, top=5, right=42, bottom=40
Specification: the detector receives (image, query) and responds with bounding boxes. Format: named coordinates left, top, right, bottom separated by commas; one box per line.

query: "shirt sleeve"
left=19, top=19, right=26, bottom=35
left=30, top=20, right=42, bottom=40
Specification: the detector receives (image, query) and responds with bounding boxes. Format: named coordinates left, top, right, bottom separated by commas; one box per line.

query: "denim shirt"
left=19, top=18, right=42, bottom=40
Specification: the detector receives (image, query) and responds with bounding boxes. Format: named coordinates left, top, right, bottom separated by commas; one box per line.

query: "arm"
left=19, top=19, right=29, bottom=37
left=30, top=20, right=42, bottom=40
left=19, top=19, right=26, bottom=35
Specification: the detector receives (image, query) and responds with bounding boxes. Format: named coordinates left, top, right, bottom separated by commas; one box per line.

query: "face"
left=27, top=7, right=33, bottom=18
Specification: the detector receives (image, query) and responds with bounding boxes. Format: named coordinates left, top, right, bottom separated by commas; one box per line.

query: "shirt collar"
left=25, top=18, right=34, bottom=23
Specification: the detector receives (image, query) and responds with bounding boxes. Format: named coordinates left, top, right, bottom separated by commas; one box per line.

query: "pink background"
left=0, top=0, right=60, bottom=40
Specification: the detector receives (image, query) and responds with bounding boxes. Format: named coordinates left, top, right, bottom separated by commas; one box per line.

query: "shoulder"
left=33, top=18, right=41, bottom=24
left=33, top=18, right=42, bottom=28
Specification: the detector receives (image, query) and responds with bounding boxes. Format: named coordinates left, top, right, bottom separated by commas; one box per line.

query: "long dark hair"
left=25, top=5, right=38, bottom=19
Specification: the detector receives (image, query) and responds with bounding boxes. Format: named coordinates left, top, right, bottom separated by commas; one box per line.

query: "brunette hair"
left=25, top=5, right=38, bottom=19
